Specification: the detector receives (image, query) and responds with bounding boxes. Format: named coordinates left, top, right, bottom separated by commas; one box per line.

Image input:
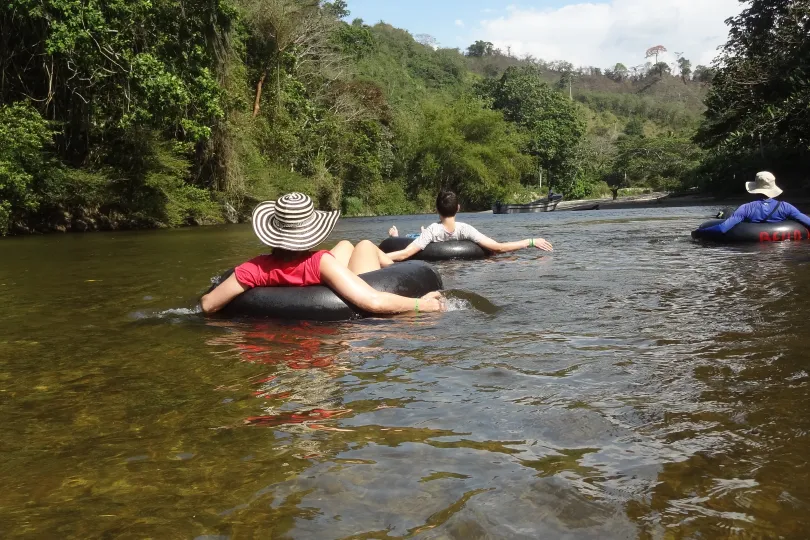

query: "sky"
left=344, top=0, right=744, bottom=69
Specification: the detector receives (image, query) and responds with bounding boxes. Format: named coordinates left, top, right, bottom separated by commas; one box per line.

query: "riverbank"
left=560, top=192, right=810, bottom=212
left=478, top=192, right=719, bottom=214
left=8, top=190, right=810, bottom=236
left=557, top=192, right=713, bottom=211
left=479, top=191, right=810, bottom=214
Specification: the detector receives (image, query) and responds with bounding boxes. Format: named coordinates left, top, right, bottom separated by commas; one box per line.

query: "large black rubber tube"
left=691, top=219, right=810, bottom=242
left=209, top=260, right=443, bottom=321
left=378, top=237, right=489, bottom=261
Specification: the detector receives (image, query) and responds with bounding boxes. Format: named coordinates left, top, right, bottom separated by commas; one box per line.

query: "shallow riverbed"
left=2, top=206, right=810, bottom=538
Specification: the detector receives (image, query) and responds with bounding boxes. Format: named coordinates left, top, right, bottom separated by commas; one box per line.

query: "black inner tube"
left=378, top=237, right=489, bottom=261
left=208, top=260, right=443, bottom=321
left=692, top=219, right=810, bottom=242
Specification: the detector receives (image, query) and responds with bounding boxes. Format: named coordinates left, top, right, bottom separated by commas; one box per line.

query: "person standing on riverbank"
left=701, top=172, right=810, bottom=234
left=386, top=190, right=553, bottom=260
left=200, top=193, right=444, bottom=315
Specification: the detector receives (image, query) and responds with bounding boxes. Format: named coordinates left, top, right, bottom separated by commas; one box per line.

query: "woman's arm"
left=387, top=227, right=434, bottom=261
left=320, top=255, right=442, bottom=313
left=476, top=235, right=553, bottom=254
left=200, top=274, right=249, bottom=314
left=385, top=241, right=424, bottom=261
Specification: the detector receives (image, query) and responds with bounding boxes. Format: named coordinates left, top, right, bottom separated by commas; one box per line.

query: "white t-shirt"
left=413, top=222, right=485, bottom=250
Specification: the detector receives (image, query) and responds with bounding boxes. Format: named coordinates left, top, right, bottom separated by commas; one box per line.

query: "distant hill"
left=355, top=23, right=708, bottom=125
left=349, top=23, right=708, bottom=202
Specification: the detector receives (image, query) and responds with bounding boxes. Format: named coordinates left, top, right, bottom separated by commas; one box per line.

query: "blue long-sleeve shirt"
left=703, top=198, right=810, bottom=234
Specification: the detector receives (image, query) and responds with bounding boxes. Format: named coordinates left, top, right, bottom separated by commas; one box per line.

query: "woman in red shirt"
left=200, top=193, right=444, bottom=315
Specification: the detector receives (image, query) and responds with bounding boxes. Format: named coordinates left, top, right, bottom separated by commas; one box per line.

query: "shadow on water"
left=4, top=206, right=810, bottom=537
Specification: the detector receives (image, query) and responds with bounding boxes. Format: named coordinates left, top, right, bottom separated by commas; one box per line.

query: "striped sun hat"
left=251, top=193, right=340, bottom=251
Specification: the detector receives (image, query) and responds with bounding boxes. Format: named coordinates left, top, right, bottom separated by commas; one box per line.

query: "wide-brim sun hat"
left=252, top=192, right=340, bottom=250
left=746, top=171, right=783, bottom=199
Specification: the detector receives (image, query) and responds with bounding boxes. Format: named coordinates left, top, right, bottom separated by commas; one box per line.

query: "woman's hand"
left=532, top=238, right=554, bottom=252
left=418, top=291, right=445, bottom=312
left=200, top=273, right=249, bottom=314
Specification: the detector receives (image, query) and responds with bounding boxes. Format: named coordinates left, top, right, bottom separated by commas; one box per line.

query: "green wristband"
left=529, top=238, right=535, bottom=247
left=415, top=298, right=419, bottom=314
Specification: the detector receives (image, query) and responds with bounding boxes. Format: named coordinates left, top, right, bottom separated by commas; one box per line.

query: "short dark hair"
left=436, top=190, right=459, bottom=217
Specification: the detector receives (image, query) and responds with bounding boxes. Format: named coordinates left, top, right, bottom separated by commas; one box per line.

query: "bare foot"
left=388, top=225, right=399, bottom=237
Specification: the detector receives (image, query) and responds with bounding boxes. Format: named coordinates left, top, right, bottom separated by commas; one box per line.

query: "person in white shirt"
left=386, top=190, right=553, bottom=262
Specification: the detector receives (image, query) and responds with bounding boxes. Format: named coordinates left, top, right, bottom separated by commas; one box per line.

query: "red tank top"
left=234, top=250, right=333, bottom=288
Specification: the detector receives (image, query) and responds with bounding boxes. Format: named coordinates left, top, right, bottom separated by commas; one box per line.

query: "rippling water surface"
left=3, top=207, right=810, bottom=538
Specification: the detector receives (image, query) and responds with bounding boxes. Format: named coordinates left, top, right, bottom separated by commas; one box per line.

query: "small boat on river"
left=492, top=194, right=563, bottom=214
left=569, top=203, right=600, bottom=211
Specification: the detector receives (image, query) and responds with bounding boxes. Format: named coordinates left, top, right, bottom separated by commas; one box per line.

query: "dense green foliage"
left=1, top=0, right=715, bottom=234
left=0, top=103, right=56, bottom=233
left=614, top=135, right=704, bottom=191
left=480, top=66, right=586, bottom=193
left=697, top=0, right=810, bottom=194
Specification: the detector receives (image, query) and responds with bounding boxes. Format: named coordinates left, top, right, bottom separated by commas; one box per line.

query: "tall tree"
left=415, top=34, right=438, bottom=48
left=677, top=57, right=692, bottom=83
left=241, top=0, right=343, bottom=117
left=466, top=40, right=495, bottom=57
left=323, top=0, right=349, bottom=18
left=555, top=66, right=576, bottom=99
left=482, top=65, right=586, bottom=193
left=645, top=45, right=667, bottom=64
left=403, top=96, right=532, bottom=206
left=549, top=60, right=574, bottom=73
left=651, top=61, right=671, bottom=77
left=606, top=63, right=628, bottom=82
left=697, top=0, right=810, bottom=153
left=692, top=65, right=715, bottom=84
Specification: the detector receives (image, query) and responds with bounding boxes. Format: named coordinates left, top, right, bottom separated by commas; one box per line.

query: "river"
left=2, top=206, right=810, bottom=538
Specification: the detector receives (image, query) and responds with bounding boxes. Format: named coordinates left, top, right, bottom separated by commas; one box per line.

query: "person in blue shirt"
left=702, top=171, right=810, bottom=233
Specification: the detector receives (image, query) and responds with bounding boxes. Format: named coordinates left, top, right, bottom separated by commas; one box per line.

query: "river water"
left=2, top=206, right=810, bottom=538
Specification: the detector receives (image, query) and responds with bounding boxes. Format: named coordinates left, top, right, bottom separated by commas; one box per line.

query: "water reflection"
left=198, top=315, right=646, bottom=538
left=205, top=321, right=351, bottom=432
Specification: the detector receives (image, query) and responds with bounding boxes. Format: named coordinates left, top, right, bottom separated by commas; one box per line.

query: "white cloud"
left=475, top=0, right=741, bottom=68
left=455, top=19, right=465, bottom=27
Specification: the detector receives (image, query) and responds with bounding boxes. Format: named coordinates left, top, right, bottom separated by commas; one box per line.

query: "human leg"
left=348, top=240, right=386, bottom=275
left=329, top=240, right=354, bottom=267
